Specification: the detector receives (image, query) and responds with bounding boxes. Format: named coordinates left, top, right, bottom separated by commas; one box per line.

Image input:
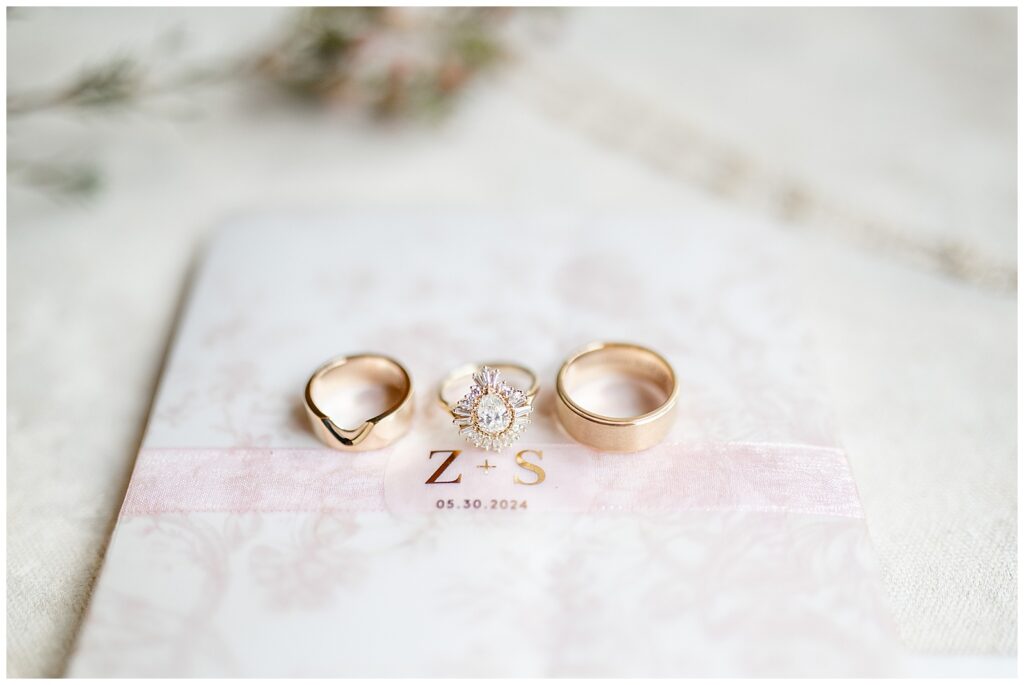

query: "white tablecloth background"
left=7, top=7, right=1016, bottom=676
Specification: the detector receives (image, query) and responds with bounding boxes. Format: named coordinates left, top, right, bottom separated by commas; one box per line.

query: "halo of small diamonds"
left=451, top=366, right=533, bottom=451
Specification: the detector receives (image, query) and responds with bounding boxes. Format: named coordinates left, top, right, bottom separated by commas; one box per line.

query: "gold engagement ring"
left=438, top=363, right=538, bottom=452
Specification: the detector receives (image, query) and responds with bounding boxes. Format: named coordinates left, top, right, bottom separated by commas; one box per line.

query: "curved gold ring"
left=555, top=341, right=678, bottom=452
left=438, top=363, right=538, bottom=452
left=304, top=353, right=414, bottom=451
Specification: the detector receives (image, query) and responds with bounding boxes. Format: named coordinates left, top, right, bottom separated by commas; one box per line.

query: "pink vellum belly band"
left=120, top=447, right=390, bottom=516
left=120, top=442, right=862, bottom=519
left=587, top=443, right=862, bottom=518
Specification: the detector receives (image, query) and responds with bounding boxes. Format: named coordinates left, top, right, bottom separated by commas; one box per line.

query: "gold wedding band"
left=555, top=342, right=678, bottom=452
left=304, top=353, right=414, bottom=451
left=438, top=363, right=538, bottom=452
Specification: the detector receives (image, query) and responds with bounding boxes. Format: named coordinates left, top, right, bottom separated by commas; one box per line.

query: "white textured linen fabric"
left=6, top=7, right=1016, bottom=677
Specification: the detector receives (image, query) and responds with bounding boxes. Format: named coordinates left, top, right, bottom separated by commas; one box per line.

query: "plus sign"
left=476, top=459, right=497, bottom=474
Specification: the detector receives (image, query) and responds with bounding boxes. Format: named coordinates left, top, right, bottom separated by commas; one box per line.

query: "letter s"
left=514, top=449, right=545, bottom=486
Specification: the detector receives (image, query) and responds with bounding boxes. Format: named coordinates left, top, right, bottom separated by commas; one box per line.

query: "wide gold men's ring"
left=304, top=353, right=414, bottom=451
left=555, top=341, right=678, bottom=452
left=438, top=363, right=538, bottom=452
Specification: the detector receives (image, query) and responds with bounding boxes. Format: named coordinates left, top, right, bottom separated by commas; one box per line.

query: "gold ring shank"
left=304, top=353, right=414, bottom=451
left=555, top=342, right=678, bottom=452
left=437, top=362, right=539, bottom=414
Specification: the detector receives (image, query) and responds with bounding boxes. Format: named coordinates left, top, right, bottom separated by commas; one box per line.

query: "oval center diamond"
left=475, top=394, right=511, bottom=434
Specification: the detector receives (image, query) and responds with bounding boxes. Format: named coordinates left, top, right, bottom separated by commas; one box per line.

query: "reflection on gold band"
left=555, top=341, right=678, bottom=452
left=304, top=353, right=414, bottom=452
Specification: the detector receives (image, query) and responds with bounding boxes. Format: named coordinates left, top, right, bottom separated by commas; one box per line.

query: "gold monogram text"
left=425, top=449, right=546, bottom=485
